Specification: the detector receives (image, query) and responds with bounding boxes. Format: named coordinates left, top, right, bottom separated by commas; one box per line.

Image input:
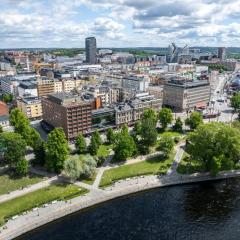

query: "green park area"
left=96, top=144, right=112, bottom=158
left=177, top=153, right=206, bottom=174
left=0, top=183, right=88, bottom=225
left=99, top=151, right=175, bottom=187
left=0, top=171, right=45, bottom=196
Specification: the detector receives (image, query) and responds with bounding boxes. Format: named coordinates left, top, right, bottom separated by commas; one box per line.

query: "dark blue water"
left=17, top=178, right=240, bottom=240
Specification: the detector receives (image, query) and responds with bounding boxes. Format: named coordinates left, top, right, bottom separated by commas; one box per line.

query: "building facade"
left=42, top=93, right=92, bottom=139
left=85, top=37, right=97, bottom=64
left=163, top=79, right=211, bottom=111
left=17, top=97, right=42, bottom=119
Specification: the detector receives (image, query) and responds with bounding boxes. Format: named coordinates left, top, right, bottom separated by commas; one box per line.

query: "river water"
left=17, top=178, right=240, bottom=240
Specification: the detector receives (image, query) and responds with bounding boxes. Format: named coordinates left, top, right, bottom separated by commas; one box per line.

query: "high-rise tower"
left=85, top=37, right=97, bottom=64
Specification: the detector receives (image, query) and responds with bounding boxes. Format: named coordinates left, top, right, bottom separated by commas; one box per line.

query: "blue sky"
left=1, top=0, right=240, bottom=48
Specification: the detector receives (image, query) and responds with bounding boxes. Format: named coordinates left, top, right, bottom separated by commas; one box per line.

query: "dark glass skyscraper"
left=85, top=37, right=97, bottom=64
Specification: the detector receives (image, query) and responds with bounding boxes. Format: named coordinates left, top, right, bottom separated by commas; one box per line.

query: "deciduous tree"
left=45, top=128, right=69, bottom=173
left=185, top=111, right=203, bottom=130
left=159, top=108, right=173, bottom=130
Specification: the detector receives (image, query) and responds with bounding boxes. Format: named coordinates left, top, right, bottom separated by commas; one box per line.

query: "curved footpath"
left=1, top=169, right=240, bottom=240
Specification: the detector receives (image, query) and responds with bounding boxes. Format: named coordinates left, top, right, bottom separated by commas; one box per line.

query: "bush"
left=16, top=159, right=29, bottom=176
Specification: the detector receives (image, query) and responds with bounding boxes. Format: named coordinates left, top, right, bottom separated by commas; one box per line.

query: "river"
left=17, top=178, right=240, bottom=240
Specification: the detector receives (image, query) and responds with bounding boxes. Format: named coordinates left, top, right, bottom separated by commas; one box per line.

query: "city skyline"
left=1, top=0, right=240, bottom=48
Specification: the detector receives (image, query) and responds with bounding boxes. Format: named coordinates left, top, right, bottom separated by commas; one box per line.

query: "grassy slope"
left=100, top=151, right=175, bottom=187
left=0, top=171, right=45, bottom=196
left=0, top=183, right=88, bottom=225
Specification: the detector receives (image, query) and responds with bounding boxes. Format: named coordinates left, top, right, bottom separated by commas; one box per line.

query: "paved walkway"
left=0, top=176, right=64, bottom=204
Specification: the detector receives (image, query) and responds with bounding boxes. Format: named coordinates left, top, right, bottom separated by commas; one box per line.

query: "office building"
left=42, top=92, right=92, bottom=140
left=163, top=79, right=211, bottom=111
left=85, top=37, right=97, bottom=64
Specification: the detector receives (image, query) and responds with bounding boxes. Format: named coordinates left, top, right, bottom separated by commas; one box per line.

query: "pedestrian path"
left=0, top=176, right=62, bottom=204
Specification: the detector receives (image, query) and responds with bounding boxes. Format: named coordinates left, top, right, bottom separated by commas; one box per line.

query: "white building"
left=122, top=76, right=150, bottom=92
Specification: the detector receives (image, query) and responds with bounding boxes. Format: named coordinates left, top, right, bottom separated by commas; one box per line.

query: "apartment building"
left=115, top=93, right=162, bottom=126
left=17, top=97, right=42, bottom=119
left=163, top=79, right=211, bottom=111
left=122, top=75, right=150, bottom=92
left=42, top=92, right=92, bottom=140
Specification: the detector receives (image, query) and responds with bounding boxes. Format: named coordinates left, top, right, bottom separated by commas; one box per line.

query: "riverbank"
left=2, top=170, right=240, bottom=240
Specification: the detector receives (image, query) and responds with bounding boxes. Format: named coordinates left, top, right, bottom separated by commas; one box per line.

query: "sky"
left=1, top=0, right=240, bottom=48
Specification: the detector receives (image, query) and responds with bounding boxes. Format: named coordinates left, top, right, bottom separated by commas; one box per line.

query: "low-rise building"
left=42, top=92, right=92, bottom=140
left=163, top=79, right=211, bottom=111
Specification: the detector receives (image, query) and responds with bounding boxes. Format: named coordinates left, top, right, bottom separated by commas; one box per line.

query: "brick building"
left=42, top=93, right=92, bottom=140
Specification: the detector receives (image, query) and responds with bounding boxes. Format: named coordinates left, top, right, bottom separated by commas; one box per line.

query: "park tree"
left=121, top=124, right=129, bottom=135
left=173, top=117, right=183, bottom=132
left=32, top=138, right=45, bottom=166
left=75, top=134, right=86, bottom=154
left=0, top=132, right=26, bottom=166
left=92, top=130, right=102, bottom=146
left=106, top=128, right=115, bottom=144
left=140, top=117, right=158, bottom=147
left=188, top=122, right=240, bottom=175
left=80, top=154, right=97, bottom=178
left=45, top=128, right=69, bottom=173
left=0, top=125, right=3, bottom=133
left=64, top=155, right=83, bottom=181
left=89, top=134, right=100, bottom=156
left=185, top=111, right=203, bottom=130
left=10, top=108, right=29, bottom=134
left=158, top=136, right=175, bottom=157
left=142, top=109, right=157, bottom=123
left=159, top=108, right=173, bottom=130
left=16, top=159, right=29, bottom=176
left=133, top=121, right=142, bottom=135
left=114, top=131, right=136, bottom=162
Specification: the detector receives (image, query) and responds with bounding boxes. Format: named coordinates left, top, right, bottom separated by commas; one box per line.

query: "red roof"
left=0, top=101, right=9, bottom=116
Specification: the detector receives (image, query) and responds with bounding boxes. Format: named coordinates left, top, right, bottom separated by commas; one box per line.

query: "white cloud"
left=1, top=0, right=240, bottom=47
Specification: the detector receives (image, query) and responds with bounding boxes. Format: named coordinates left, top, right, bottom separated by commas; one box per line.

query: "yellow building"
left=17, top=97, right=43, bottom=119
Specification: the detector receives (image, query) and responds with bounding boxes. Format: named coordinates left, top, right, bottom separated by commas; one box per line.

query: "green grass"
left=80, top=172, right=97, bottom=185
left=177, top=152, right=206, bottom=174
left=0, top=183, right=88, bottom=225
left=100, top=151, right=175, bottom=187
left=158, top=131, right=183, bottom=139
left=0, top=171, right=45, bottom=196
left=97, top=144, right=112, bottom=158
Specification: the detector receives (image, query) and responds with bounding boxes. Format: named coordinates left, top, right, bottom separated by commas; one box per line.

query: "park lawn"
left=0, top=171, right=46, bottom=196
left=80, top=171, right=97, bottom=185
left=97, top=144, right=113, bottom=158
left=177, top=152, right=206, bottom=174
left=158, top=130, right=184, bottom=140
left=100, top=151, right=175, bottom=188
left=0, top=183, right=88, bottom=226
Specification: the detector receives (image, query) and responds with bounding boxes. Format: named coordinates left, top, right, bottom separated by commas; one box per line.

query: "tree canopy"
left=114, top=128, right=136, bottom=162
left=45, top=128, right=69, bottom=173
left=159, top=108, right=173, bottom=129
left=0, top=132, right=26, bottom=166
left=75, top=133, right=86, bottom=154
left=188, top=122, right=240, bottom=175
left=231, top=93, right=240, bottom=112
left=185, top=111, right=203, bottom=130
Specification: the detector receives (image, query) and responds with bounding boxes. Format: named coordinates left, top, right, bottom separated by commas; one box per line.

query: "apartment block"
left=42, top=92, right=92, bottom=139
left=115, top=93, right=162, bottom=126
left=17, top=97, right=42, bottom=119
